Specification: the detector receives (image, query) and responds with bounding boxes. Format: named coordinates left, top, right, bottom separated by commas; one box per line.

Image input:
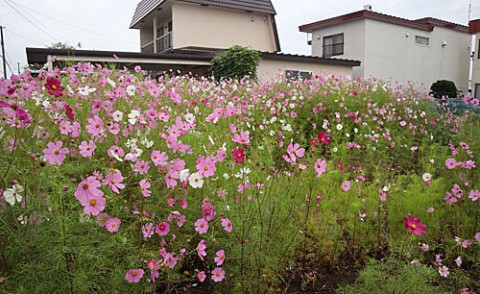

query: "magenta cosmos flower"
left=211, top=267, right=225, bottom=282
left=403, top=214, right=427, bottom=235
left=232, top=147, right=245, bottom=163
left=125, top=269, right=144, bottom=283
left=43, top=141, right=69, bottom=165
left=45, top=77, right=64, bottom=97
left=155, top=222, right=170, bottom=236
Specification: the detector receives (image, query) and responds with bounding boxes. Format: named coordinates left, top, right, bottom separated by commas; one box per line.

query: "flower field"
left=0, top=64, right=479, bottom=293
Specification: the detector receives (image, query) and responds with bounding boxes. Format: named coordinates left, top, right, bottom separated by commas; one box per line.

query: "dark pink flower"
left=156, top=222, right=170, bottom=236
left=403, top=214, right=427, bottom=235
left=45, top=77, right=64, bottom=97
left=232, top=147, right=245, bottom=163
left=221, top=218, right=232, bottom=233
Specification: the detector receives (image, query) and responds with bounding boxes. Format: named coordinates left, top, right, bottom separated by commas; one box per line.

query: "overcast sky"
left=0, top=0, right=479, bottom=76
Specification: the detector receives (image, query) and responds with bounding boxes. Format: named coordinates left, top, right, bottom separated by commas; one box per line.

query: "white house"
left=26, top=0, right=361, bottom=80
left=299, top=5, right=471, bottom=94
left=469, top=19, right=480, bottom=98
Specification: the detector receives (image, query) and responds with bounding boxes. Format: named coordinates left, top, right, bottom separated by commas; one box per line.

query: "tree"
left=430, top=80, right=458, bottom=99
left=209, top=45, right=260, bottom=81
left=46, top=42, right=75, bottom=50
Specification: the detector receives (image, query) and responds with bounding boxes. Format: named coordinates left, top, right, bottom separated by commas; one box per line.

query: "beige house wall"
left=257, top=59, right=354, bottom=81
left=172, top=1, right=278, bottom=52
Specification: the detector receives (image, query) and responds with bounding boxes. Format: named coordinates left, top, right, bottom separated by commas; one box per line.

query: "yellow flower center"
left=410, top=224, right=417, bottom=229
left=51, top=85, right=57, bottom=90
left=90, top=199, right=97, bottom=206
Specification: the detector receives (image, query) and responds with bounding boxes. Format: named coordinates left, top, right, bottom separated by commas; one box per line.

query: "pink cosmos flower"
left=211, top=267, right=225, bottom=282
left=139, top=179, right=151, bottom=197
left=163, top=252, right=178, bottom=269
left=202, top=202, right=216, bottom=221
left=125, top=269, right=144, bottom=283
left=107, top=146, right=124, bottom=161
left=150, top=150, right=168, bottom=166
left=196, top=155, right=216, bottom=178
left=214, top=249, right=225, bottom=266
left=78, top=140, right=96, bottom=158
left=403, top=214, right=427, bottom=235
left=468, top=189, right=480, bottom=201
left=196, top=239, right=207, bottom=261
left=194, top=218, right=209, bottom=234
left=475, top=232, right=480, bottom=243
left=96, top=213, right=110, bottom=227
left=197, top=271, right=206, bottom=282
left=314, top=158, right=327, bottom=177
left=156, top=222, right=170, bottom=236
left=179, top=197, right=187, bottom=209
left=105, top=217, right=121, bottom=233
left=221, top=218, right=232, bottom=233
left=142, top=222, right=155, bottom=238
left=81, top=194, right=106, bottom=216
left=105, top=171, right=125, bottom=194
left=341, top=180, right=351, bottom=191
left=75, top=176, right=104, bottom=203
left=43, top=141, right=69, bottom=165
left=445, top=158, right=458, bottom=170
left=86, top=115, right=104, bottom=137
left=134, top=160, right=150, bottom=174
left=286, top=143, right=305, bottom=163
left=232, top=130, right=250, bottom=145
left=232, top=147, right=245, bottom=163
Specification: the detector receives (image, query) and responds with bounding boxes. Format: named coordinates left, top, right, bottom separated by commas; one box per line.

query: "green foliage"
left=338, top=258, right=448, bottom=294
left=430, top=80, right=458, bottom=98
left=47, top=42, right=76, bottom=50
left=209, top=45, right=260, bottom=81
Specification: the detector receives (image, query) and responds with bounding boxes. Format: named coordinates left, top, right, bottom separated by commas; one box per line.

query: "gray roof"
left=130, top=0, right=276, bottom=29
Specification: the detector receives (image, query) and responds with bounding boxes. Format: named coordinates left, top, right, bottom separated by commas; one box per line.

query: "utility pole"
left=0, top=26, right=6, bottom=79
left=17, top=62, right=20, bottom=75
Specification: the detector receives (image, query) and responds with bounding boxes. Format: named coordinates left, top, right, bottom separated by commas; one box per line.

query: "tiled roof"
left=130, top=0, right=276, bottom=29
left=299, top=9, right=468, bottom=34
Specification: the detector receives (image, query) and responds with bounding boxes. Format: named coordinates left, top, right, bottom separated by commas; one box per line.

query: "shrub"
left=209, top=45, right=260, bottom=81
left=430, top=80, right=458, bottom=98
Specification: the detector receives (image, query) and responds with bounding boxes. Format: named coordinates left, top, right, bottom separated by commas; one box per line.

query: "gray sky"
left=0, top=0, right=478, bottom=76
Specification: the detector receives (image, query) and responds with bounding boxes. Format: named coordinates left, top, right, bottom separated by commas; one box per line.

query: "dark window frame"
left=323, top=33, right=344, bottom=58
left=415, top=36, right=430, bottom=46
left=285, top=70, right=312, bottom=80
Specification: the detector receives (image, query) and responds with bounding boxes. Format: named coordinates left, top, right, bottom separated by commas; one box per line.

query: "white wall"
left=310, top=19, right=366, bottom=78
left=309, top=19, right=470, bottom=93
left=172, top=2, right=278, bottom=52
left=257, top=59, right=353, bottom=81
left=472, top=33, right=480, bottom=97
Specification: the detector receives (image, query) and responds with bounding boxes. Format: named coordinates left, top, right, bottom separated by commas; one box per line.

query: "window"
left=478, top=39, right=480, bottom=59
left=415, top=36, right=429, bottom=46
left=285, top=70, right=312, bottom=80
left=323, top=33, right=344, bottom=57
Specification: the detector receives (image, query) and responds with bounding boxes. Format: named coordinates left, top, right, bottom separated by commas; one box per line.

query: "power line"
left=6, top=29, right=44, bottom=46
left=4, top=0, right=68, bottom=42
left=5, top=0, right=138, bottom=46
left=2, top=0, right=58, bottom=42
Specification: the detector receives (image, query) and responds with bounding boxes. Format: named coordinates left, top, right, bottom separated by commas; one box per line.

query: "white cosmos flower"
left=107, top=78, right=116, bottom=87
left=126, top=85, right=136, bottom=96
left=422, top=173, right=432, bottom=182
left=78, top=85, right=97, bottom=96
left=112, top=110, right=123, bottom=122
left=4, top=184, right=24, bottom=206
left=128, top=110, right=141, bottom=125
left=179, top=169, right=190, bottom=181
left=336, top=124, right=343, bottom=131
left=189, top=172, right=204, bottom=189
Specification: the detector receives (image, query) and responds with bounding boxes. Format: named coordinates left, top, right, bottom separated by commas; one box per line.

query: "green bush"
left=430, top=80, right=458, bottom=98
left=209, top=45, right=260, bottom=81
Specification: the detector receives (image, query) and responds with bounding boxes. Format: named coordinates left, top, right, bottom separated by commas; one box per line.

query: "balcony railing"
left=141, top=32, right=173, bottom=54
left=156, top=32, right=173, bottom=53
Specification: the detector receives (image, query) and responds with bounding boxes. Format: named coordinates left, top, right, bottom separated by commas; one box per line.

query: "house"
left=299, top=5, right=471, bottom=94
left=26, top=0, right=361, bottom=80
left=469, top=19, right=480, bottom=98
